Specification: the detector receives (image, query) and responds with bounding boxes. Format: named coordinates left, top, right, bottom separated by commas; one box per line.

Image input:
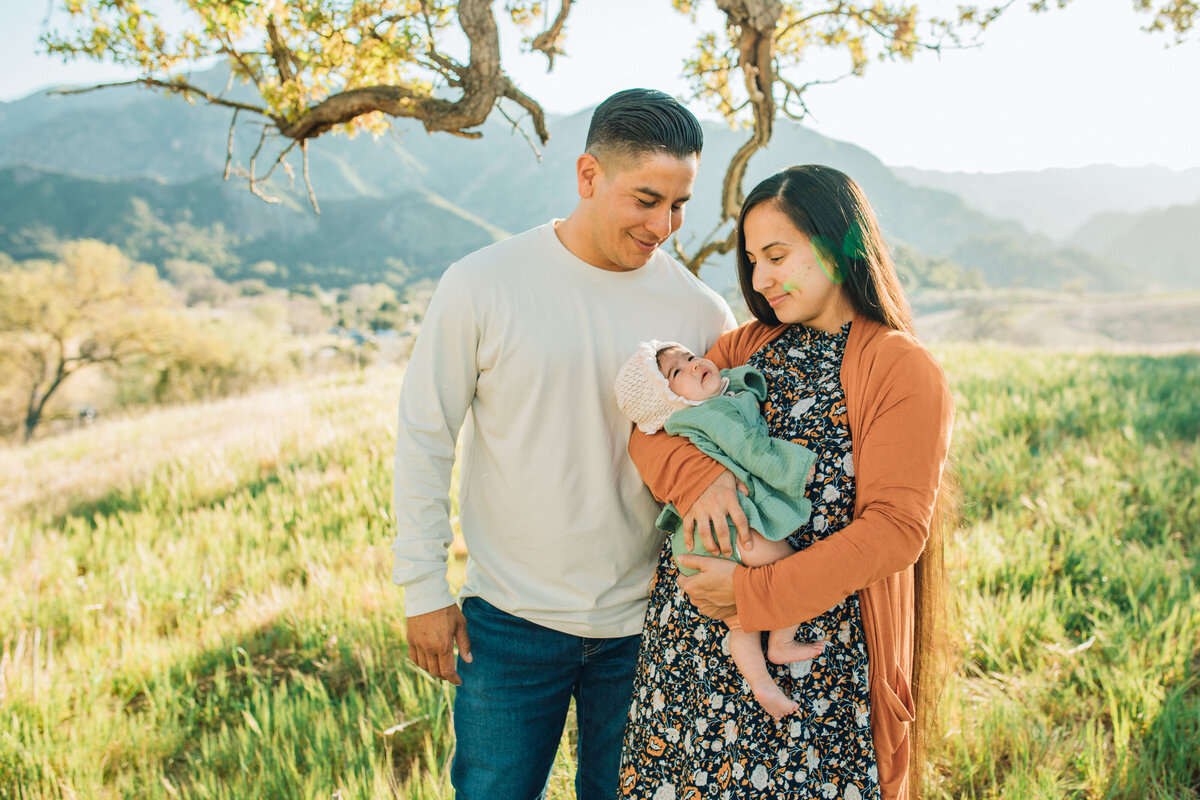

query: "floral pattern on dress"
left=620, top=322, right=879, bottom=800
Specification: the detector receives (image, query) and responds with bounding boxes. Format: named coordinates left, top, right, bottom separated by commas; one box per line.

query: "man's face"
left=576, top=150, right=699, bottom=272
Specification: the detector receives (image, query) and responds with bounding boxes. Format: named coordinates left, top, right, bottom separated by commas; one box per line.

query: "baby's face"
left=658, top=347, right=722, bottom=402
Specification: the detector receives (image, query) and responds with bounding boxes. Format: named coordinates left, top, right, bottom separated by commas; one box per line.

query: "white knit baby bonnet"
left=614, top=340, right=706, bottom=434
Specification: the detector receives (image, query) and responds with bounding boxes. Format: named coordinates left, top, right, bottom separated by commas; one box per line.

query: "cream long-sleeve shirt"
left=392, top=221, right=735, bottom=637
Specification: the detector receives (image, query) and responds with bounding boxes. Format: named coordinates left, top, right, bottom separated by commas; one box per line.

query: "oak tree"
left=0, top=240, right=175, bottom=441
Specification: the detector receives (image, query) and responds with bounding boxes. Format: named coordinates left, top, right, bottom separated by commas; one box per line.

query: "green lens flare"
left=842, top=218, right=867, bottom=261
left=811, top=238, right=844, bottom=284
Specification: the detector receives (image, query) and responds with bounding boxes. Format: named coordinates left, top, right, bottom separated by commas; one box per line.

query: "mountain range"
left=2, top=67, right=1197, bottom=293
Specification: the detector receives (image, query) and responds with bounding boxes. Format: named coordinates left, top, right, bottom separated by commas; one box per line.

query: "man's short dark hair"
left=585, top=89, right=703, bottom=164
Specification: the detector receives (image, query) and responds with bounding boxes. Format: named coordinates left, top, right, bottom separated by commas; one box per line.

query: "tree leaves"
left=0, top=240, right=177, bottom=440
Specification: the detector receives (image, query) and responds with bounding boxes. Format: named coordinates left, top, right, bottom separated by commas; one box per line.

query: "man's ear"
left=576, top=152, right=601, bottom=200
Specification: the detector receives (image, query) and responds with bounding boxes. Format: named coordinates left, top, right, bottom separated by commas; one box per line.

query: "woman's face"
left=744, top=201, right=854, bottom=333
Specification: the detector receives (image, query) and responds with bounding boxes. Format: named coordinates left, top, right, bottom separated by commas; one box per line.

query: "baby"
left=615, top=340, right=826, bottom=719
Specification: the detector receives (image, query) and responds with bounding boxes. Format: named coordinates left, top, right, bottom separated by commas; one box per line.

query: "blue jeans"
left=451, top=596, right=641, bottom=800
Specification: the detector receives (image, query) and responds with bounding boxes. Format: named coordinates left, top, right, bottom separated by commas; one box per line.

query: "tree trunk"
left=682, top=0, right=783, bottom=276
left=23, top=355, right=72, bottom=444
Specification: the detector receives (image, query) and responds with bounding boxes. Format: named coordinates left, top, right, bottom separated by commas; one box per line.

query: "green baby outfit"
left=656, top=366, right=817, bottom=575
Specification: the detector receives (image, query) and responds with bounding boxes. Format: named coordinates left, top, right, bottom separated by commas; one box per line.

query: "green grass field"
left=2, top=347, right=1198, bottom=799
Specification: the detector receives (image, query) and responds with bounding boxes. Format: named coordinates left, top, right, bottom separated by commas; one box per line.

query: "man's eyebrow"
left=634, top=186, right=692, bottom=204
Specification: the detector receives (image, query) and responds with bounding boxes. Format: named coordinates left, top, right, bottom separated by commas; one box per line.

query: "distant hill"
left=0, top=68, right=1161, bottom=294
left=947, top=232, right=1136, bottom=292
left=1068, top=202, right=1200, bottom=289
left=0, top=165, right=506, bottom=288
left=895, top=164, right=1200, bottom=240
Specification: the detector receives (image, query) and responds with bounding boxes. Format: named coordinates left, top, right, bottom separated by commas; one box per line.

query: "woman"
left=618, top=165, right=954, bottom=800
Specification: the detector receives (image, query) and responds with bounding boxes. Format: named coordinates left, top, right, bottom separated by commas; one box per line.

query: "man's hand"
left=675, top=554, right=739, bottom=620
left=681, top=469, right=750, bottom=558
left=405, top=604, right=472, bottom=686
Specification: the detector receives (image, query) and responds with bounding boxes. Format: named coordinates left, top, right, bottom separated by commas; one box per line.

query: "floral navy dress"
left=619, top=322, right=880, bottom=800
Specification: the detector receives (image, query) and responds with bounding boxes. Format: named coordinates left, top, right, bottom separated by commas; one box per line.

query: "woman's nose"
left=751, top=263, right=772, bottom=292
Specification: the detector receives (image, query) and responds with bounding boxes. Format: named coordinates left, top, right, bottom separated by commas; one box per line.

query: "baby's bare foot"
left=752, top=683, right=800, bottom=720
left=768, top=639, right=827, bottom=665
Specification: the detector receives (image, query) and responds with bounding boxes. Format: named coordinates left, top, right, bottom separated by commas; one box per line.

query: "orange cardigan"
left=628, top=316, right=954, bottom=800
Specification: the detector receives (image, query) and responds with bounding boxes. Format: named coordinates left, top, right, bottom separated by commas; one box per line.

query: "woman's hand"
left=682, top=470, right=750, bottom=558
left=676, top=554, right=739, bottom=620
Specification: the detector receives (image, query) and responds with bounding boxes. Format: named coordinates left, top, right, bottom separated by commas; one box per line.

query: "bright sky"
left=3, top=0, right=1197, bottom=173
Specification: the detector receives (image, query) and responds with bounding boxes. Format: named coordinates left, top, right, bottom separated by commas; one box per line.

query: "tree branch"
left=776, top=70, right=855, bottom=120
left=419, top=0, right=466, bottom=79
left=212, top=25, right=266, bottom=94
left=717, top=0, right=781, bottom=219
left=529, top=0, right=574, bottom=70
left=497, top=75, right=551, bottom=145
left=301, top=140, right=320, bottom=215
left=495, top=98, right=544, bottom=161
left=266, top=15, right=299, bottom=84
left=24, top=338, right=70, bottom=442
left=276, top=0, right=537, bottom=144
left=55, top=78, right=277, bottom=122
left=676, top=225, right=740, bottom=275
left=674, top=0, right=782, bottom=275
left=224, top=108, right=239, bottom=180
left=237, top=126, right=284, bottom=205
left=49, top=0, right=557, bottom=217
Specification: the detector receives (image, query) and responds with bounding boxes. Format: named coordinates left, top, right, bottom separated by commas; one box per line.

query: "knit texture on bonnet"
left=615, top=340, right=707, bottom=434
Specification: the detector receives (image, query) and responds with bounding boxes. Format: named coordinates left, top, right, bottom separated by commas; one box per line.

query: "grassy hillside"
left=2, top=348, right=1197, bottom=798
left=934, top=347, right=1199, bottom=797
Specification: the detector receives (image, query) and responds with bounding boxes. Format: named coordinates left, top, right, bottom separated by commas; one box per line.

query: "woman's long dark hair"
left=737, top=165, right=948, bottom=797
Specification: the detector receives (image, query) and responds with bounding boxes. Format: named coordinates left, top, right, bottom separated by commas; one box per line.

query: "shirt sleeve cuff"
left=733, top=563, right=767, bottom=633
left=399, top=575, right=457, bottom=618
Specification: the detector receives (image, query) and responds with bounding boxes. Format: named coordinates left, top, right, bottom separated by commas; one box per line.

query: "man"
left=392, top=88, right=735, bottom=799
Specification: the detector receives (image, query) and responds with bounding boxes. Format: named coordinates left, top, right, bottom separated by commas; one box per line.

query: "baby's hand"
left=806, top=465, right=815, bottom=484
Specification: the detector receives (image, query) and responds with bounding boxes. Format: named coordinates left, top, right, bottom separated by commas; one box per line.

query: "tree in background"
left=43, top=0, right=564, bottom=213
left=0, top=242, right=311, bottom=442
left=0, top=240, right=175, bottom=441
left=41, top=0, right=1195, bottom=272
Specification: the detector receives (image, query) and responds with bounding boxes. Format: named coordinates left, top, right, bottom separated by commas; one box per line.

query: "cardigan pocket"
left=872, top=666, right=915, bottom=796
